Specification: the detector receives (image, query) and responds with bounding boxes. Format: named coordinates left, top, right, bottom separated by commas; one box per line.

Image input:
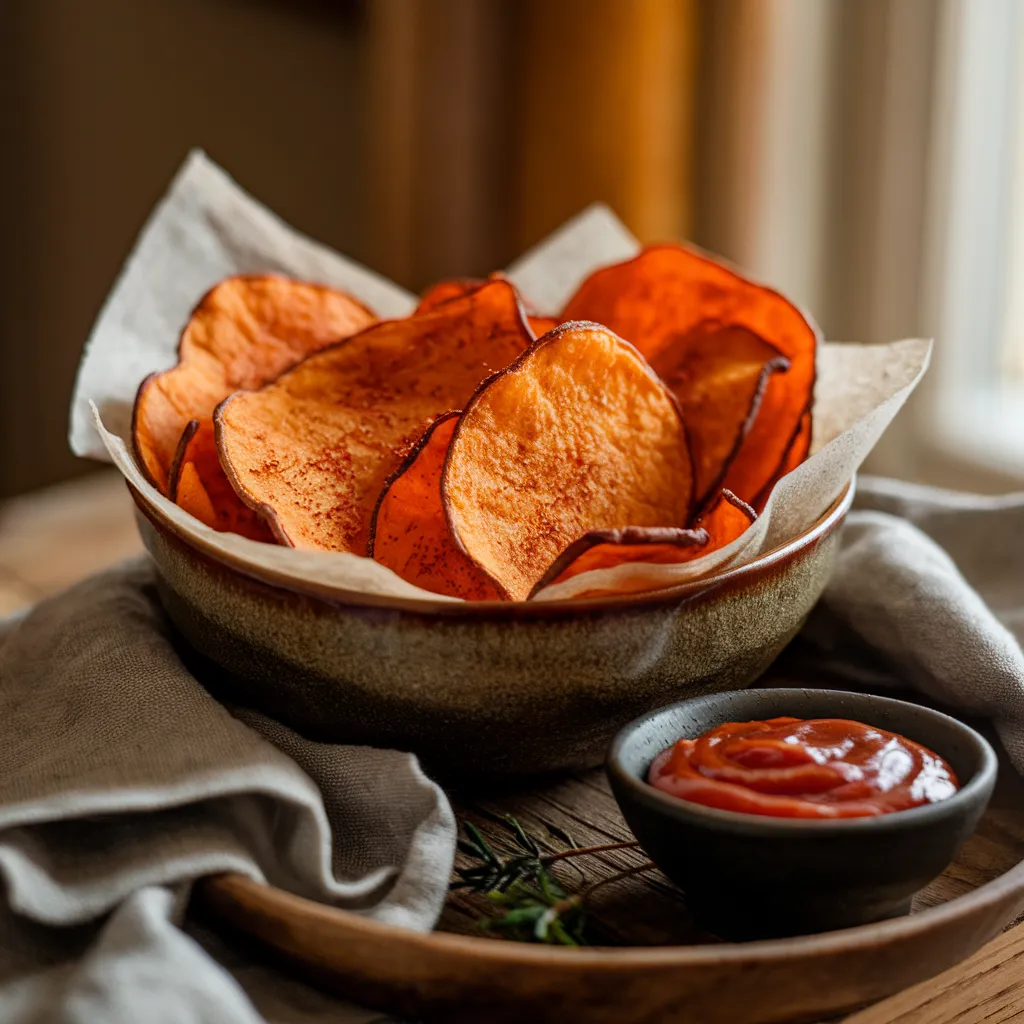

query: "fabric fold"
left=0, top=560, right=454, bottom=1021
left=800, top=476, right=1024, bottom=768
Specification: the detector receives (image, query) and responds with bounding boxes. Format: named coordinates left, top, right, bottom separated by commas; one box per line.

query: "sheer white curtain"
left=695, top=0, right=1024, bottom=490
left=921, top=0, right=1023, bottom=482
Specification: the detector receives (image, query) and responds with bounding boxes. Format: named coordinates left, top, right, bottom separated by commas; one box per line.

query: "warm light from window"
left=1000, top=8, right=1024, bottom=383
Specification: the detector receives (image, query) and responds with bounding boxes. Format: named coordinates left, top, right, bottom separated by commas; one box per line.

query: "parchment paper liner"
left=72, top=152, right=930, bottom=603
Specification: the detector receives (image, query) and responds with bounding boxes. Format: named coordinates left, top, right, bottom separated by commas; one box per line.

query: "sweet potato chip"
left=753, top=407, right=812, bottom=511
left=699, top=488, right=758, bottom=547
left=169, top=420, right=274, bottom=542
left=530, top=489, right=755, bottom=597
left=649, top=321, right=789, bottom=513
left=216, top=279, right=534, bottom=552
left=562, top=244, right=817, bottom=504
left=418, top=277, right=555, bottom=339
left=416, top=279, right=483, bottom=312
left=369, top=414, right=501, bottom=601
left=442, top=321, right=695, bottom=601
left=132, top=275, right=375, bottom=495
left=174, top=459, right=218, bottom=529
left=527, top=316, right=560, bottom=338
left=529, top=526, right=709, bottom=598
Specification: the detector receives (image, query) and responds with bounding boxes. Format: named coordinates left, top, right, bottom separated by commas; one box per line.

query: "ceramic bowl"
left=130, top=482, right=854, bottom=777
left=608, top=688, right=997, bottom=940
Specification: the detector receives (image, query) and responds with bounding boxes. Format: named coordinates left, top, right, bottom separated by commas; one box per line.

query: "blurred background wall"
left=1, top=0, right=1022, bottom=498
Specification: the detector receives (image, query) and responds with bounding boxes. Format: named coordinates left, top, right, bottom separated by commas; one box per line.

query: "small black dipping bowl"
left=607, top=688, right=997, bottom=940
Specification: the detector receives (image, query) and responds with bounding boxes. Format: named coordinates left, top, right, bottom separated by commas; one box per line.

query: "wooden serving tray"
left=195, top=684, right=1024, bottom=1024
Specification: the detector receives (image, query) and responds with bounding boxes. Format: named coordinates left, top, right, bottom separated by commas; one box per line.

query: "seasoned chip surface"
left=649, top=321, right=789, bottom=513
left=754, top=408, right=812, bottom=511
left=169, top=420, right=274, bottom=542
left=529, top=525, right=709, bottom=598
left=562, top=244, right=816, bottom=505
left=415, top=278, right=484, bottom=312
left=174, top=460, right=218, bottom=530
left=216, top=280, right=534, bottom=552
left=443, top=321, right=695, bottom=601
left=417, top=277, right=556, bottom=339
left=370, top=414, right=502, bottom=601
left=133, top=275, right=375, bottom=494
left=531, top=489, right=755, bottom=596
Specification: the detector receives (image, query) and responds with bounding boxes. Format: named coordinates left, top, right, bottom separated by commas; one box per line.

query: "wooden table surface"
left=3, top=469, right=1024, bottom=1023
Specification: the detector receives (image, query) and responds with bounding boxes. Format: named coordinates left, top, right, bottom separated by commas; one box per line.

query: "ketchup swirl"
left=648, top=717, right=959, bottom=819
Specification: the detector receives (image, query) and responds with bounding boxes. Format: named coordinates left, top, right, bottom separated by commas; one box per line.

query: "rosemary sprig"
left=453, top=818, right=544, bottom=893
left=451, top=815, right=649, bottom=946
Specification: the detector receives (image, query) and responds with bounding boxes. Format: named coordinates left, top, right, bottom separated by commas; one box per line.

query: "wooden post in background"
left=694, top=0, right=839, bottom=316
left=515, top=0, right=698, bottom=249
left=366, top=0, right=515, bottom=291
left=366, top=0, right=699, bottom=286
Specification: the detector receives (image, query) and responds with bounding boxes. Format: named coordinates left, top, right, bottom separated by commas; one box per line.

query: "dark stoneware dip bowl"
left=130, top=482, right=854, bottom=777
left=608, top=688, right=997, bottom=940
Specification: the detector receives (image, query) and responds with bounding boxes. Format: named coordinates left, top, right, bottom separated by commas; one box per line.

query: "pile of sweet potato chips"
left=132, top=245, right=817, bottom=601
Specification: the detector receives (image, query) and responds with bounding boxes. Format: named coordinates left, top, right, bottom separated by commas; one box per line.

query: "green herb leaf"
left=452, top=815, right=650, bottom=947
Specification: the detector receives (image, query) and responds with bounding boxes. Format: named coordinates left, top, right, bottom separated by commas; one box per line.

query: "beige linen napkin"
left=799, top=475, right=1024, bottom=768
left=0, top=559, right=452, bottom=1022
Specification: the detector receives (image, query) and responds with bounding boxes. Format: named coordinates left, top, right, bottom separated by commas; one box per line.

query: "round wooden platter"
left=194, top=697, right=1024, bottom=1024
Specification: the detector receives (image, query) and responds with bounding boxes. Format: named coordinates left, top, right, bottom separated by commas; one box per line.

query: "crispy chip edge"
left=366, top=410, right=461, bottom=559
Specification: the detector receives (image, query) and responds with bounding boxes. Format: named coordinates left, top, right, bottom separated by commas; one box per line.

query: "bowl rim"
left=130, top=477, right=855, bottom=618
left=607, top=687, right=998, bottom=835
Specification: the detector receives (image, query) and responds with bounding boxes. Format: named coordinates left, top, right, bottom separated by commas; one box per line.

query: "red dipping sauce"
left=648, top=717, right=959, bottom=819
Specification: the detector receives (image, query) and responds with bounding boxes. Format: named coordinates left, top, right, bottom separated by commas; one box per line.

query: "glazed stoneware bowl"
left=130, top=481, right=854, bottom=777
left=608, top=688, right=997, bottom=940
